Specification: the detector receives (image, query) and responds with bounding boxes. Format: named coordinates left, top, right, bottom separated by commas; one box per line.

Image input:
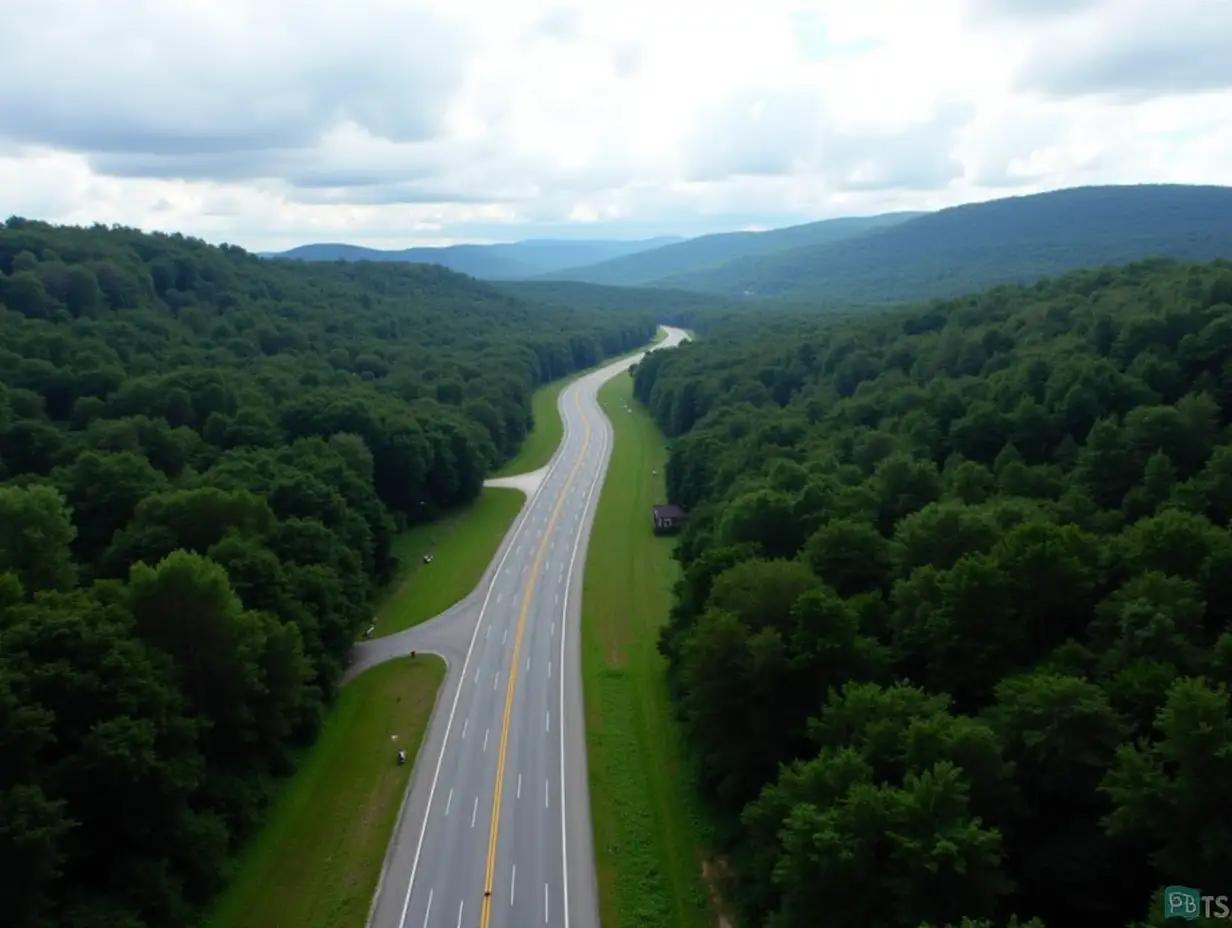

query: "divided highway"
left=352, top=326, right=688, bottom=928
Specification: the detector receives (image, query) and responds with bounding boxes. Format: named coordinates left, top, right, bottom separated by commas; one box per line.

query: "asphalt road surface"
left=352, top=326, right=688, bottom=928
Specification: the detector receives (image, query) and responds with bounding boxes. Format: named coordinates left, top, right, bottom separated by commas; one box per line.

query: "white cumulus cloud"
left=0, top=0, right=1229, bottom=250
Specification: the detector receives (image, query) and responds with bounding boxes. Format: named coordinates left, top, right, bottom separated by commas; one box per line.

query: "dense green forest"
left=0, top=217, right=654, bottom=928
left=633, top=257, right=1232, bottom=928
left=646, top=184, right=1232, bottom=304
left=497, top=278, right=745, bottom=318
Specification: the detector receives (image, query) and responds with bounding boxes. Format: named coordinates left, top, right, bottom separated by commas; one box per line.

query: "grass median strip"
left=373, top=487, right=524, bottom=637
left=580, top=373, right=717, bottom=928
left=208, top=654, right=445, bottom=928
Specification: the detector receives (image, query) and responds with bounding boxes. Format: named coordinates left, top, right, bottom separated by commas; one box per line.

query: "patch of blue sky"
left=792, top=10, right=882, bottom=60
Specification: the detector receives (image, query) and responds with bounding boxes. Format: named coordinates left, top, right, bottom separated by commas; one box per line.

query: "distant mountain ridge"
left=261, top=184, right=1232, bottom=308
left=259, top=212, right=929, bottom=285
left=650, top=184, right=1232, bottom=304
left=541, top=211, right=926, bottom=286
left=262, top=236, right=685, bottom=280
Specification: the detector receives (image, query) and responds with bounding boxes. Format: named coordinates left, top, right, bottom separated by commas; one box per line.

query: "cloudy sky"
left=2, top=0, right=1230, bottom=251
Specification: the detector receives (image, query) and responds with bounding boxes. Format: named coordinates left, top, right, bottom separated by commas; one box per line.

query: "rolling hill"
left=652, top=184, right=1232, bottom=304
left=262, top=236, right=684, bottom=279
left=496, top=278, right=744, bottom=319
left=541, top=211, right=925, bottom=286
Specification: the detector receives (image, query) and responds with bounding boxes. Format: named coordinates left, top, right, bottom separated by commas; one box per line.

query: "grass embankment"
left=581, top=374, right=721, bottom=928
left=372, top=329, right=669, bottom=637
left=491, top=378, right=572, bottom=477
left=208, top=655, right=446, bottom=928
left=372, top=487, right=525, bottom=637
left=491, top=327, right=668, bottom=478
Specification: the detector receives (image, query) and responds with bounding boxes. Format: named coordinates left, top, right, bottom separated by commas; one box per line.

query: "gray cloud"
left=86, top=150, right=304, bottom=182
left=964, top=107, right=1069, bottom=188
left=683, top=90, right=830, bottom=181
left=280, top=168, right=440, bottom=191
left=287, top=184, right=501, bottom=207
left=3, top=0, right=1227, bottom=246
left=4, top=102, right=322, bottom=158
left=0, top=1, right=470, bottom=155
left=524, top=7, right=641, bottom=79
left=825, top=100, right=973, bottom=191
left=81, top=123, right=471, bottom=193
left=682, top=90, right=971, bottom=192
left=1014, top=3, right=1232, bottom=99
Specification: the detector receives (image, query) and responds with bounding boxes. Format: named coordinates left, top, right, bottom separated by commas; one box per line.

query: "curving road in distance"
left=350, top=325, right=688, bottom=928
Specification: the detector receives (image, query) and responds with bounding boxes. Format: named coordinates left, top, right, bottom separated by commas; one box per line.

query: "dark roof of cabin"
left=653, top=504, right=687, bottom=519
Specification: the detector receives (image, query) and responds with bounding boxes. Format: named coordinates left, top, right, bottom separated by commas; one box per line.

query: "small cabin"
left=652, top=504, right=687, bottom=535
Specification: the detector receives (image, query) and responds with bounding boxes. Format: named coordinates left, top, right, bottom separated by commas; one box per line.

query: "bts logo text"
left=1166, top=886, right=1232, bottom=920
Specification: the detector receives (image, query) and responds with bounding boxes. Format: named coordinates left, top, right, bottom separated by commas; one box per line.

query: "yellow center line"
left=480, top=387, right=592, bottom=927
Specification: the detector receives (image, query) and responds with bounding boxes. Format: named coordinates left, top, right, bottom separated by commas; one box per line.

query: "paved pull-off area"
left=347, top=327, right=688, bottom=928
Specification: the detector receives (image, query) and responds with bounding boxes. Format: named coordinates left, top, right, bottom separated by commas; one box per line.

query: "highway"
left=348, top=325, right=688, bottom=928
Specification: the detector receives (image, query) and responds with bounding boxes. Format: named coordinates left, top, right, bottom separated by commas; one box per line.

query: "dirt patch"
left=700, top=856, right=736, bottom=928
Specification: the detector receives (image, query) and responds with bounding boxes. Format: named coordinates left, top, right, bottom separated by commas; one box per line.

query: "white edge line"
left=389, top=398, right=578, bottom=928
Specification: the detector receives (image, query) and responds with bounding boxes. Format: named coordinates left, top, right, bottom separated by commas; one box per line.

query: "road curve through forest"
left=348, top=325, right=689, bottom=928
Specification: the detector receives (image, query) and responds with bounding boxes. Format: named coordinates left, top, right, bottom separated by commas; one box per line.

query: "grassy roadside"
left=208, top=332, right=675, bottom=928
left=369, top=329, right=668, bottom=638
left=580, top=373, right=720, bottom=928
left=490, top=378, right=572, bottom=478
left=208, top=655, right=445, bottom=928
left=371, top=487, right=525, bottom=638
left=491, top=327, right=667, bottom=478
left=370, top=329, right=669, bottom=638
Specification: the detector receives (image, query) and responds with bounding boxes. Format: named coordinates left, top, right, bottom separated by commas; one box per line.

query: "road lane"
left=479, top=376, right=600, bottom=928
left=366, top=327, right=688, bottom=928
left=501, top=536, right=568, bottom=927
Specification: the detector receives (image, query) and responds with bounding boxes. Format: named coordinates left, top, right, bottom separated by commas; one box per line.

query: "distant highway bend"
left=353, top=326, right=688, bottom=928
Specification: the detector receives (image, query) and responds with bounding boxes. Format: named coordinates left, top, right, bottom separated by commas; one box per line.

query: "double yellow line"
left=479, top=387, right=593, bottom=927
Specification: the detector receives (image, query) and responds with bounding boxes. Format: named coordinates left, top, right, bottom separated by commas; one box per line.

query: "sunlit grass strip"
left=208, top=655, right=446, bottom=928
left=373, top=487, right=525, bottom=637
left=491, top=327, right=667, bottom=478
left=581, top=373, right=717, bottom=928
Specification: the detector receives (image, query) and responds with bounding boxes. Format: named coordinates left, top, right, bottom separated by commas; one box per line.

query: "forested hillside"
left=633, top=257, right=1232, bottom=928
left=266, top=236, right=682, bottom=279
left=541, top=212, right=923, bottom=287
left=656, top=184, right=1232, bottom=305
left=0, top=217, right=654, bottom=928
left=497, top=278, right=743, bottom=317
